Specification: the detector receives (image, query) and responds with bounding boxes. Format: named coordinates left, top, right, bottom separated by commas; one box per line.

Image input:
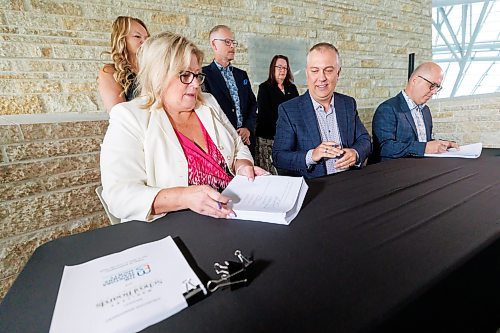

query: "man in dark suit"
left=371, top=62, right=458, bottom=162
left=272, top=43, right=371, bottom=179
left=202, top=25, right=257, bottom=154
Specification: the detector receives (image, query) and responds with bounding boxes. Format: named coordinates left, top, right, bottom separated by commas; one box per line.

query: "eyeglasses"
left=275, top=65, right=288, bottom=71
left=418, top=75, right=442, bottom=92
left=213, top=38, right=238, bottom=47
left=179, top=71, right=206, bottom=85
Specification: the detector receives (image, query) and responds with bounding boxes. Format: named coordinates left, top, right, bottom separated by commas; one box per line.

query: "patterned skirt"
left=255, top=137, right=278, bottom=175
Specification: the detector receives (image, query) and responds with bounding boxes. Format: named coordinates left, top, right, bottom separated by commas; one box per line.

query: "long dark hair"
left=266, top=55, right=294, bottom=85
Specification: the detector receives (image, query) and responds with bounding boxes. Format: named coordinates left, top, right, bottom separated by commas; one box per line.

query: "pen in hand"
left=217, top=200, right=236, bottom=218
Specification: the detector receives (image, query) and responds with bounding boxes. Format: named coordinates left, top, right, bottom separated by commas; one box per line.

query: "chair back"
left=95, top=186, right=121, bottom=225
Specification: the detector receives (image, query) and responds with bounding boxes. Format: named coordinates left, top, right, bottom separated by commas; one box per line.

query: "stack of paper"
left=424, top=142, right=482, bottom=159
left=49, top=236, right=206, bottom=333
left=222, top=175, right=309, bottom=225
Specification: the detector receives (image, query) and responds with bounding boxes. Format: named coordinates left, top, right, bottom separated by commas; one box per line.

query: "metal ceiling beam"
left=461, top=4, right=467, bottom=50
left=432, top=0, right=498, bottom=97
left=471, top=62, right=494, bottom=94
left=457, top=60, right=474, bottom=95
left=450, top=1, right=490, bottom=96
left=433, top=0, right=487, bottom=7
left=433, top=41, right=500, bottom=52
left=432, top=13, right=461, bottom=61
left=439, top=7, right=463, bottom=55
left=434, top=56, right=500, bottom=62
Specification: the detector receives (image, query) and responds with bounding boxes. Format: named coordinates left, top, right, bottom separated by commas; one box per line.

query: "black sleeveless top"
left=124, top=73, right=138, bottom=101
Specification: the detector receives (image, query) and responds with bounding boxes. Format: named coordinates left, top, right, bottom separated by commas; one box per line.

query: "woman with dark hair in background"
left=98, top=16, right=150, bottom=112
left=255, top=55, right=299, bottom=172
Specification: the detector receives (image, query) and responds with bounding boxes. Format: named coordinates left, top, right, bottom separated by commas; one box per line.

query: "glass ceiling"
left=432, top=0, right=500, bottom=98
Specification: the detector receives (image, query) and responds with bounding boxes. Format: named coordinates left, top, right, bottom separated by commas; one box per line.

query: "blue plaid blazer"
left=272, top=91, right=372, bottom=179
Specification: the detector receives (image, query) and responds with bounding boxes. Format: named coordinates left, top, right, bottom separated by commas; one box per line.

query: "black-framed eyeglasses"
left=418, top=75, right=442, bottom=92
left=179, top=71, right=206, bottom=85
left=213, top=38, right=238, bottom=47
left=275, top=65, right=288, bottom=71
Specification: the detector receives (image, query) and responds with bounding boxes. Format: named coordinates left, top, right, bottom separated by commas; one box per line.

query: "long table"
left=1, top=150, right=499, bottom=332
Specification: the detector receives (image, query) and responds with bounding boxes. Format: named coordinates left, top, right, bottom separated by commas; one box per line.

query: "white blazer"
left=100, top=92, right=253, bottom=222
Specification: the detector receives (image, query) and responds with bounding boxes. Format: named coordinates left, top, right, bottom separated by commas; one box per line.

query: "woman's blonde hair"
left=137, top=32, right=204, bottom=109
left=104, top=16, right=149, bottom=97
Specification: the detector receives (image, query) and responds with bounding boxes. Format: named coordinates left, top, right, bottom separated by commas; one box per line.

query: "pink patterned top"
left=174, top=115, right=233, bottom=192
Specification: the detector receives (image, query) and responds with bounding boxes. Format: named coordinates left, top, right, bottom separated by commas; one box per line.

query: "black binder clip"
left=182, top=278, right=206, bottom=306
left=207, top=250, right=253, bottom=292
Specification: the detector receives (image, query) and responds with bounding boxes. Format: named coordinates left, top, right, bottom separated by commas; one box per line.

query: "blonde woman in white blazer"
left=100, top=32, right=267, bottom=222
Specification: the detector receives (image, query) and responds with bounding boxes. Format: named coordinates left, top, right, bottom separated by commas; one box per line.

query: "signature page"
left=425, top=142, right=482, bottom=158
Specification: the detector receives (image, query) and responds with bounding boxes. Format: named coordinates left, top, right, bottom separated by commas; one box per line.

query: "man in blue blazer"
left=272, top=43, right=371, bottom=179
left=371, top=62, right=458, bottom=162
left=202, top=25, right=257, bottom=154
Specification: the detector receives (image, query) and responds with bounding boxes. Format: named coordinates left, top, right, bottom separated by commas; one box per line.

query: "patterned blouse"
left=174, top=115, right=233, bottom=192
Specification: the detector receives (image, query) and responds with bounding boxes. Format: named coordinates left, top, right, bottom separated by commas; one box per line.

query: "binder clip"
left=207, top=250, right=253, bottom=292
left=182, top=278, right=206, bottom=306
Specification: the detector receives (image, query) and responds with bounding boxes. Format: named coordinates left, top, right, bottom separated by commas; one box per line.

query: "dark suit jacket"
left=272, top=91, right=372, bottom=179
left=372, top=92, right=432, bottom=162
left=256, top=81, right=299, bottom=139
left=202, top=61, right=257, bottom=133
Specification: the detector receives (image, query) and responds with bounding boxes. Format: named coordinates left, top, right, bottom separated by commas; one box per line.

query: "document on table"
left=49, top=236, right=206, bottom=333
left=222, top=175, right=308, bottom=225
left=424, top=142, right=482, bottom=159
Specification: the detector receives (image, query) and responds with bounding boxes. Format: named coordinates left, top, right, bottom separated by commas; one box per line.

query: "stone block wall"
left=428, top=93, right=500, bottom=148
left=1, top=0, right=433, bottom=116
left=0, top=114, right=110, bottom=298
left=1, top=0, right=436, bottom=300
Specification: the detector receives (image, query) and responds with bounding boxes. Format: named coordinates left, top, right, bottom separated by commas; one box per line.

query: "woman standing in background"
left=255, top=55, right=299, bottom=172
left=98, top=16, right=149, bottom=112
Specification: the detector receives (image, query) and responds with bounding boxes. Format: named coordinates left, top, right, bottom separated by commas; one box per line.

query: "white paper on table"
left=222, top=175, right=308, bottom=225
left=49, top=236, right=206, bottom=333
left=424, top=142, right=482, bottom=159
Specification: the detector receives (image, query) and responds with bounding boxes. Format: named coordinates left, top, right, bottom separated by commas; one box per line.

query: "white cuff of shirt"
left=306, top=148, right=361, bottom=168
left=306, top=149, right=317, bottom=168
left=353, top=149, right=361, bottom=167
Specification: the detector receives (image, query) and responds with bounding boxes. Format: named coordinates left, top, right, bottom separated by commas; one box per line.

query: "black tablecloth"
left=1, top=150, right=499, bottom=332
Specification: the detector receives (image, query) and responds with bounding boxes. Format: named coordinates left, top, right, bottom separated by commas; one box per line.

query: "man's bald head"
left=405, top=61, right=443, bottom=105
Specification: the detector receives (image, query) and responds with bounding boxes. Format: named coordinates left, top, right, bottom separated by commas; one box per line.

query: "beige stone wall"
left=1, top=0, right=434, bottom=300
left=428, top=93, right=500, bottom=148
left=0, top=114, right=111, bottom=298
left=1, top=0, right=433, bottom=116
